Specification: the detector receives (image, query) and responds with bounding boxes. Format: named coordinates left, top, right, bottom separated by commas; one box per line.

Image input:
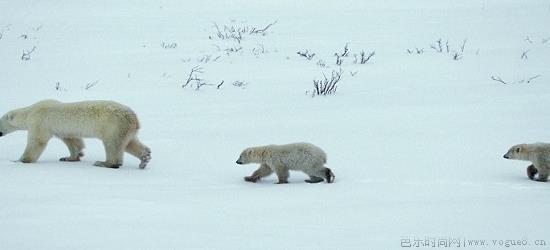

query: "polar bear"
left=236, top=142, right=335, bottom=184
left=0, top=99, right=151, bottom=169
left=503, top=143, right=550, bottom=182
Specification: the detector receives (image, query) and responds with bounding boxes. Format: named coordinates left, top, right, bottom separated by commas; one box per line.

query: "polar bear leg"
left=535, top=165, right=549, bottom=182
left=60, top=138, right=85, bottom=162
left=95, top=138, right=125, bottom=168
left=244, top=163, right=273, bottom=182
left=274, top=166, right=289, bottom=184
left=527, top=164, right=538, bottom=180
left=20, top=131, right=51, bottom=163
left=303, top=168, right=326, bottom=183
left=304, top=166, right=335, bottom=183
left=125, top=137, right=151, bottom=169
left=305, top=176, right=324, bottom=183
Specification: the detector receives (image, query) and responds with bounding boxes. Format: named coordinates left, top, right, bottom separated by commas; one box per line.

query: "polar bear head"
left=503, top=144, right=529, bottom=161
left=236, top=147, right=263, bottom=165
left=0, top=110, right=26, bottom=137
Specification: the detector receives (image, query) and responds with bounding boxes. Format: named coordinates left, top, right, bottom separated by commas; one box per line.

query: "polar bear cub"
left=0, top=99, right=151, bottom=169
left=236, top=142, right=335, bottom=184
left=503, top=143, right=550, bottom=182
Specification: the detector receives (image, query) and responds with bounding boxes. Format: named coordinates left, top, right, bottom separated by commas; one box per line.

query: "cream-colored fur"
left=236, top=142, right=335, bottom=184
left=0, top=99, right=151, bottom=169
left=503, top=143, right=550, bottom=182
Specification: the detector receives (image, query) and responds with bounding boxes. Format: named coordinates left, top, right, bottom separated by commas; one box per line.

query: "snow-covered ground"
left=1, top=0, right=550, bottom=249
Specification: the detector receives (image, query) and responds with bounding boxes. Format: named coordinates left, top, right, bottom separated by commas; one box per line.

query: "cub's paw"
left=325, top=168, right=335, bottom=183
left=527, top=165, right=538, bottom=180
left=305, top=177, right=324, bottom=183
left=244, top=176, right=259, bottom=183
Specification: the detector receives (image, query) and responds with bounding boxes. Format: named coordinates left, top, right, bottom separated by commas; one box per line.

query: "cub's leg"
left=94, top=137, right=126, bottom=169
left=527, top=164, right=538, bottom=180
left=20, top=131, right=52, bottom=163
left=535, top=165, right=549, bottom=182
left=125, top=137, right=151, bottom=169
left=274, top=166, right=289, bottom=184
left=60, top=138, right=85, bottom=162
left=304, top=166, right=335, bottom=183
left=305, top=176, right=324, bottom=183
left=244, top=163, right=273, bottom=183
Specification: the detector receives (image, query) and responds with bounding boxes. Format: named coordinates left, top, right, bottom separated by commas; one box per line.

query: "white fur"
left=503, top=143, right=550, bottom=182
left=236, top=142, right=334, bottom=184
left=0, top=99, right=151, bottom=168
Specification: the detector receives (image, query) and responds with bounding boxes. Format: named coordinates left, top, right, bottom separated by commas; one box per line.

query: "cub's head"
left=236, top=147, right=262, bottom=165
left=0, top=111, right=20, bottom=137
left=503, top=144, right=529, bottom=160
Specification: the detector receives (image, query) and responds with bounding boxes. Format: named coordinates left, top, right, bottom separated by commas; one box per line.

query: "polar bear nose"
left=0, top=132, right=3, bottom=137
left=236, top=160, right=243, bottom=165
left=503, top=154, right=509, bottom=159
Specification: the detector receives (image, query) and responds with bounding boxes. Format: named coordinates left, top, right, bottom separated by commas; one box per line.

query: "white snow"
left=1, top=0, right=550, bottom=249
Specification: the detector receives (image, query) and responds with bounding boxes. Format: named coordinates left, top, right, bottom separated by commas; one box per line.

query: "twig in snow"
left=430, top=39, right=443, bottom=53
left=460, top=39, right=467, bottom=53
left=357, top=50, right=375, bottom=64
left=249, top=21, right=277, bottom=35
left=182, top=66, right=204, bottom=88
left=334, top=53, right=343, bottom=66
left=452, top=52, right=462, bottom=60
left=297, top=49, right=315, bottom=60
left=526, top=75, right=541, bottom=83
left=490, top=75, right=509, bottom=84
left=21, top=46, right=36, bottom=61
left=85, top=80, right=99, bottom=90
left=407, top=48, right=424, bottom=54
left=232, top=81, right=247, bottom=87
left=217, top=80, right=224, bottom=89
left=521, top=50, right=529, bottom=59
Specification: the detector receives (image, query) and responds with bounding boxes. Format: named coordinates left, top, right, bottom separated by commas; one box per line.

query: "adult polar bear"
left=0, top=99, right=151, bottom=169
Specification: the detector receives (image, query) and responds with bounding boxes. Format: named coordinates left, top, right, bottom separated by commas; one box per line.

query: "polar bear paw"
left=94, top=161, right=121, bottom=169
left=139, top=150, right=151, bottom=169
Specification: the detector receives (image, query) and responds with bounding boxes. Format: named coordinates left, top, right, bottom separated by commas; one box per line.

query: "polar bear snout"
left=503, top=154, right=509, bottom=159
left=236, top=160, right=243, bottom=165
left=0, top=132, right=3, bottom=137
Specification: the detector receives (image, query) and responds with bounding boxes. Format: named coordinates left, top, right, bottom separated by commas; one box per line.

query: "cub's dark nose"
left=503, top=155, right=509, bottom=159
left=0, top=132, right=3, bottom=137
left=236, top=160, right=243, bottom=165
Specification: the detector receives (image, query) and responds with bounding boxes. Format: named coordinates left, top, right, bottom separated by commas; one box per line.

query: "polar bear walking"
left=0, top=99, right=151, bottom=169
left=503, top=143, right=550, bottom=182
left=236, top=142, right=335, bottom=184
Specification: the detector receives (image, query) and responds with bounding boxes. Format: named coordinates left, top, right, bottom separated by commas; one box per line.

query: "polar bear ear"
left=7, top=112, right=15, bottom=121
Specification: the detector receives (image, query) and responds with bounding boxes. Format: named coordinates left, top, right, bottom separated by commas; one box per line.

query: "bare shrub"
left=312, top=68, right=343, bottom=96
left=21, top=46, right=36, bottom=61
left=232, top=80, right=247, bottom=88
left=182, top=66, right=204, bottom=88
left=211, top=21, right=277, bottom=43
left=297, top=49, right=315, bottom=60
left=355, top=50, right=375, bottom=64
left=521, top=50, right=529, bottom=59
left=161, top=42, right=177, bottom=49
left=85, top=80, right=99, bottom=90
left=407, top=48, right=424, bottom=54
left=430, top=39, right=443, bottom=53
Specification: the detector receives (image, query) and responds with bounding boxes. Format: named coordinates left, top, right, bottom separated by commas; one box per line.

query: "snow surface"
left=1, top=0, right=550, bottom=249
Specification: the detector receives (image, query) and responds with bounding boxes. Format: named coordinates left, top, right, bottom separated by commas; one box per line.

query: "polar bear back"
left=266, top=142, right=327, bottom=171
left=28, top=100, right=139, bottom=138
